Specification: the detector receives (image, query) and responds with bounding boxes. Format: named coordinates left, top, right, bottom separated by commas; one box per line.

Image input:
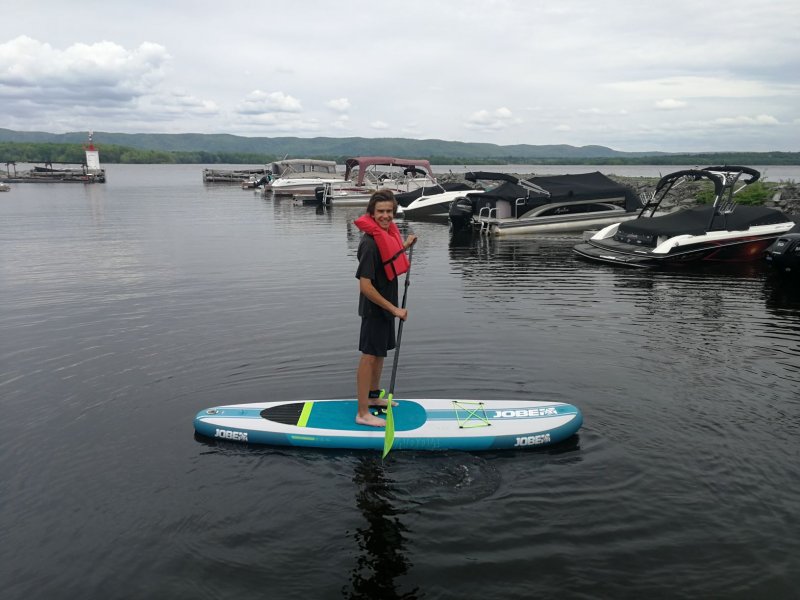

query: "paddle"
left=382, top=242, right=415, bottom=459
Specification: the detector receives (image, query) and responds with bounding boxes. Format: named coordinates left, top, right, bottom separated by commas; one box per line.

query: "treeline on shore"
left=1, top=141, right=799, bottom=167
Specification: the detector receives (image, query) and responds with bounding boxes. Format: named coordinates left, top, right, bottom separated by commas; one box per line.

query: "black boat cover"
left=618, top=205, right=792, bottom=239
left=470, top=171, right=641, bottom=215
left=395, top=182, right=473, bottom=207
left=464, top=172, right=522, bottom=184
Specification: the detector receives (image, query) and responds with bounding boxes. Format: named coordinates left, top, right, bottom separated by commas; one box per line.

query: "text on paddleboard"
left=492, top=408, right=558, bottom=418
left=215, top=428, right=248, bottom=442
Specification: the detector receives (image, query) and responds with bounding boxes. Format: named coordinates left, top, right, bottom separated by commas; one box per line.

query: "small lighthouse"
left=84, top=131, right=101, bottom=172
left=82, top=131, right=105, bottom=182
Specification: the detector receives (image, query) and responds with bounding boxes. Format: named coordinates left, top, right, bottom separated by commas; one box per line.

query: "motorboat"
left=574, top=166, right=796, bottom=268
left=315, top=157, right=437, bottom=206
left=765, top=232, right=800, bottom=273
left=265, top=159, right=343, bottom=196
left=396, top=171, right=531, bottom=219
left=396, top=181, right=478, bottom=219
left=0, top=182, right=10, bottom=192
left=241, top=174, right=271, bottom=189
left=449, top=171, right=642, bottom=236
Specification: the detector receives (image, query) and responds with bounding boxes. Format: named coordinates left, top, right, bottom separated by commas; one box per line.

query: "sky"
left=2, top=0, right=799, bottom=153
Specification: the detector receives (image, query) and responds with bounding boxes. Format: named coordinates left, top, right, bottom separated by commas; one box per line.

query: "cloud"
left=139, top=91, right=219, bottom=117
left=232, top=111, right=321, bottom=134
left=2, top=1, right=799, bottom=150
left=0, top=35, right=227, bottom=135
left=464, top=107, right=521, bottom=131
left=401, top=122, right=423, bottom=137
left=326, top=97, right=350, bottom=112
left=331, top=115, right=350, bottom=130
left=0, top=36, right=203, bottom=134
left=608, top=76, right=798, bottom=99
left=578, top=107, right=630, bottom=116
left=235, top=90, right=302, bottom=115
left=713, top=114, right=779, bottom=126
left=655, top=98, right=687, bottom=110
left=0, top=36, right=170, bottom=106
left=370, top=120, right=389, bottom=130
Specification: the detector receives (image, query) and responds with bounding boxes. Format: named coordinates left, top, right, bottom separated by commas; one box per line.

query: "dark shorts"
left=359, top=316, right=396, bottom=357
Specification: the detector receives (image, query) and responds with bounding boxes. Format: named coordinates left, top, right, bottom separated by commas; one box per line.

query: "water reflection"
left=343, top=457, right=418, bottom=600
left=447, top=232, right=581, bottom=299
left=763, top=271, right=800, bottom=313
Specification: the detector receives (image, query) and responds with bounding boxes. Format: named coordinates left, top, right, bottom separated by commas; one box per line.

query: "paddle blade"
left=382, top=394, right=395, bottom=459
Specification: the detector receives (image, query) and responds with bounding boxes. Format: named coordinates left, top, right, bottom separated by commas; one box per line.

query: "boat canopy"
left=269, top=159, right=339, bottom=177
left=619, top=205, right=792, bottom=238
left=469, top=171, right=641, bottom=215
left=465, top=172, right=523, bottom=184
left=344, top=157, right=434, bottom=185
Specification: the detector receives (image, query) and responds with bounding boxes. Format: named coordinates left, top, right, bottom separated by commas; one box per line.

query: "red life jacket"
left=354, top=214, right=410, bottom=281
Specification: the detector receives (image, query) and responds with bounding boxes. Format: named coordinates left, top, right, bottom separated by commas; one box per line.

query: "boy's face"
left=373, top=201, right=395, bottom=230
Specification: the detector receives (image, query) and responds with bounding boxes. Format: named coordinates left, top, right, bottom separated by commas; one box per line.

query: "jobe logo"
left=492, top=408, right=557, bottom=418
left=215, top=428, right=248, bottom=442
left=514, top=434, right=551, bottom=447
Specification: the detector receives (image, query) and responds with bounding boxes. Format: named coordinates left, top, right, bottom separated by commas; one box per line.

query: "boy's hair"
left=366, top=189, right=398, bottom=215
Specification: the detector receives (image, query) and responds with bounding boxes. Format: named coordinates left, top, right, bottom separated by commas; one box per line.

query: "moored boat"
left=316, top=157, right=437, bottom=206
left=265, top=159, right=343, bottom=196
left=449, top=171, right=641, bottom=235
left=395, top=181, right=478, bottom=219
left=574, top=166, right=796, bottom=268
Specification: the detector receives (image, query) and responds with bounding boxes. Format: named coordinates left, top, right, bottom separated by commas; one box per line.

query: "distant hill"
left=1, top=129, right=798, bottom=165
left=0, top=128, right=662, bottom=160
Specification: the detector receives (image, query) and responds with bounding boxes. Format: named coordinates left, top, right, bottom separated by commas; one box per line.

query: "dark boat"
left=573, top=166, right=796, bottom=268
left=449, top=171, right=641, bottom=235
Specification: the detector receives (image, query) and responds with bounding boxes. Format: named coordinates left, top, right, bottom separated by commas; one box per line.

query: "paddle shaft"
left=387, top=243, right=413, bottom=396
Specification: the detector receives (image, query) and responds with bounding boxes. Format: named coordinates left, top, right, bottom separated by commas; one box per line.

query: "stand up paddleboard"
left=194, top=399, right=582, bottom=451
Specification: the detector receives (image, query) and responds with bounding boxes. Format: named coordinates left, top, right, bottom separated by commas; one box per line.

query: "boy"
left=353, top=190, right=417, bottom=426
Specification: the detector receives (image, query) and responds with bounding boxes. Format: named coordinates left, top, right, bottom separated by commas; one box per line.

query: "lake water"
left=2, top=164, right=800, bottom=599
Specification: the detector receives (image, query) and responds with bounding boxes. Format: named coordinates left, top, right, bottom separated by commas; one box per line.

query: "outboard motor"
left=312, top=186, right=326, bottom=205
left=765, top=233, right=800, bottom=273
left=449, top=197, right=474, bottom=232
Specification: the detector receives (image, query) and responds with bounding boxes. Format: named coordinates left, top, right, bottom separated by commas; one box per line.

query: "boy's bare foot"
left=368, top=399, right=398, bottom=408
left=356, top=413, right=386, bottom=427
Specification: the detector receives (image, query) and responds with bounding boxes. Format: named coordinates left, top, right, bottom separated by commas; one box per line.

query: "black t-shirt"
left=356, top=234, right=398, bottom=319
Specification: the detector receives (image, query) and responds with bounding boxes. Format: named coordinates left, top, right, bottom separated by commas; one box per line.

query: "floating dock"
left=1, top=163, right=105, bottom=183
left=0, top=132, right=106, bottom=184
left=202, top=167, right=269, bottom=184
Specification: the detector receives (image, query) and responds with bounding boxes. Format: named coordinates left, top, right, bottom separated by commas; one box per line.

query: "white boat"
left=0, top=182, right=10, bottom=192
left=265, top=159, right=343, bottom=196
left=574, top=166, right=797, bottom=268
left=317, top=157, right=437, bottom=206
left=395, top=171, right=514, bottom=218
left=397, top=183, right=480, bottom=219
